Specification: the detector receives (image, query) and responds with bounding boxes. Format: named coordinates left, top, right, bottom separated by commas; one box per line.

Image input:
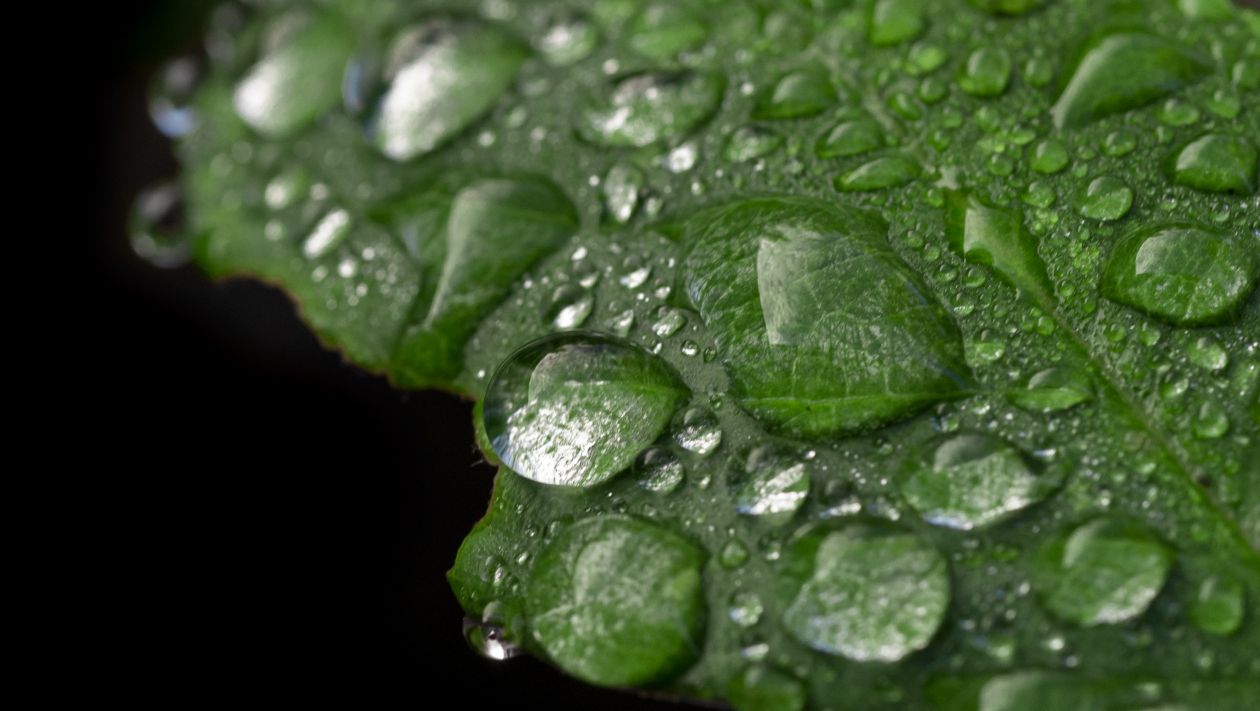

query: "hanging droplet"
left=149, top=57, right=202, bottom=138
left=130, top=181, right=193, bottom=268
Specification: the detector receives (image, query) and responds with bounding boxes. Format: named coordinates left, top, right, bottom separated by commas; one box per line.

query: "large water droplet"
left=734, top=444, right=812, bottom=526
left=1033, top=518, right=1172, bottom=626
left=753, top=69, right=836, bottom=120
left=945, top=191, right=1054, bottom=304
left=368, top=19, right=528, bottom=161
left=1050, top=32, right=1210, bottom=128
left=233, top=11, right=356, bottom=138
left=835, top=153, right=921, bottom=192
left=781, top=522, right=950, bottom=661
left=579, top=70, right=725, bottom=148
left=483, top=332, right=689, bottom=487
left=1009, top=367, right=1094, bottom=413
left=634, top=446, right=686, bottom=493
left=957, top=48, right=1012, bottom=97
left=527, top=515, right=706, bottom=686
left=869, top=0, right=926, bottom=47
left=898, top=434, right=1057, bottom=530
left=463, top=602, right=522, bottom=660
left=817, top=118, right=885, bottom=158
left=1101, top=222, right=1259, bottom=326
left=1031, top=139, right=1070, bottom=174
left=729, top=591, right=765, bottom=628
left=1166, top=134, right=1258, bottom=195
left=1076, top=176, right=1133, bottom=221
left=681, top=197, right=971, bottom=438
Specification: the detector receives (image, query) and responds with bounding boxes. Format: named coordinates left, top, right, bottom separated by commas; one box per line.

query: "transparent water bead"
left=781, top=522, right=950, bottom=662
left=672, top=406, right=722, bottom=457
left=130, top=181, right=193, bottom=268
left=898, top=433, right=1058, bottom=530
left=368, top=19, right=528, bottom=161
left=482, top=332, right=689, bottom=487
left=1033, top=518, right=1173, bottom=626
left=734, top=444, right=812, bottom=526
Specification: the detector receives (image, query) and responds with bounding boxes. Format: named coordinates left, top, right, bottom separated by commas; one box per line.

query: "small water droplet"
left=672, top=406, right=722, bottom=456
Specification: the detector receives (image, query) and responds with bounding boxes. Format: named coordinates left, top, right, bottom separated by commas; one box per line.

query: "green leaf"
left=367, top=19, right=529, bottom=162
left=173, top=1, right=1260, bottom=708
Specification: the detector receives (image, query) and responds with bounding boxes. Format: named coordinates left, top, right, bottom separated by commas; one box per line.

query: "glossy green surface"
left=169, top=0, right=1260, bottom=708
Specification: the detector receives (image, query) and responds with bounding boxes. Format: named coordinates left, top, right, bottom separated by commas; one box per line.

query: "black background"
left=91, top=1, right=653, bottom=706
left=89, top=0, right=1260, bottom=707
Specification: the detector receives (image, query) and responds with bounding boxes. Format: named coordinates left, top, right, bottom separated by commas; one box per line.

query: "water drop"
left=537, top=13, right=599, bottom=66
left=735, top=444, right=811, bottom=526
left=1166, top=134, right=1258, bottom=195
left=627, top=3, right=705, bottom=60
left=781, top=522, right=949, bottom=661
left=1050, top=32, right=1210, bottom=128
left=603, top=163, right=645, bottom=224
left=720, top=539, right=750, bottom=569
left=1193, top=400, right=1229, bottom=439
left=1188, top=337, right=1228, bottom=372
left=233, top=11, right=356, bottom=138
left=129, top=181, right=192, bottom=268
left=729, top=591, right=765, bottom=628
left=527, top=516, right=706, bottom=685
left=634, top=446, right=686, bottom=493
left=652, top=308, right=687, bottom=337
left=1190, top=574, right=1245, bottom=636
left=753, top=69, right=836, bottom=120
left=869, top=0, right=926, bottom=47
left=546, top=285, right=594, bottom=330
left=672, top=406, right=723, bottom=456
left=1076, top=176, right=1133, bottom=221
left=579, top=71, right=725, bottom=148
left=483, top=332, right=688, bottom=487
left=835, top=153, right=921, bottom=192
left=463, top=603, right=522, bottom=661
left=957, top=48, right=1012, bottom=97
left=898, top=433, right=1058, bottom=530
left=368, top=19, right=529, bottom=161
left=149, top=57, right=201, bottom=138
left=303, top=209, right=352, bottom=260
left=1009, top=367, right=1093, bottom=413
left=1033, top=518, right=1172, bottom=626
left=1101, top=222, right=1258, bottom=325
left=1031, top=139, right=1069, bottom=174
left=817, top=118, right=885, bottom=159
